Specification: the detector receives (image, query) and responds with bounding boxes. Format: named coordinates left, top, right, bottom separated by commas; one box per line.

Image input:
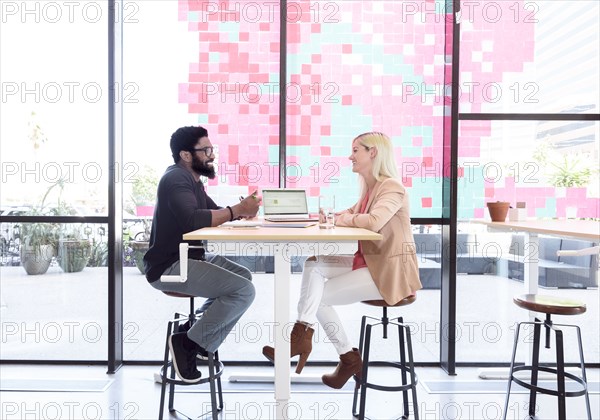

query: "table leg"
left=523, top=231, right=539, bottom=297
left=274, top=246, right=291, bottom=419
left=479, top=231, right=540, bottom=381
left=523, top=232, right=539, bottom=364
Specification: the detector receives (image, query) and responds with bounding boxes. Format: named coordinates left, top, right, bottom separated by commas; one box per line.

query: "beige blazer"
left=335, top=178, right=422, bottom=305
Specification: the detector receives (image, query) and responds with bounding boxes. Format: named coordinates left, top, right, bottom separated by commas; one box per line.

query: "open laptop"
left=262, top=189, right=319, bottom=222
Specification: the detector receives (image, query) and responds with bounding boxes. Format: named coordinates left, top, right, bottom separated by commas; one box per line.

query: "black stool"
left=158, top=292, right=224, bottom=420
left=503, top=294, right=591, bottom=420
left=352, top=296, right=419, bottom=420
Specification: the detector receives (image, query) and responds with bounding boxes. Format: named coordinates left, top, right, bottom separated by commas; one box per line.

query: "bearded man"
left=144, top=126, right=260, bottom=382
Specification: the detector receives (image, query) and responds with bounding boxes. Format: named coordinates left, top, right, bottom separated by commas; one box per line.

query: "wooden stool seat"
left=513, top=294, right=586, bottom=316
left=362, top=295, right=416, bottom=307
left=162, top=291, right=194, bottom=299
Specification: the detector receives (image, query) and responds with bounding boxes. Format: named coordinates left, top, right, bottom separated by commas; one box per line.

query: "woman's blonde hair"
left=354, top=131, right=399, bottom=182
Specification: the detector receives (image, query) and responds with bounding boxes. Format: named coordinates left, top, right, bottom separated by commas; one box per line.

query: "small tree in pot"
left=20, top=181, right=62, bottom=275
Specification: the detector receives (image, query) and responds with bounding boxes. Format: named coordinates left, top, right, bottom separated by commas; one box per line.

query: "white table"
left=183, top=223, right=381, bottom=419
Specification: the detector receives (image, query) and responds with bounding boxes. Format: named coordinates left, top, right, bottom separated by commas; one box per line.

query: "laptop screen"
left=262, top=189, right=309, bottom=215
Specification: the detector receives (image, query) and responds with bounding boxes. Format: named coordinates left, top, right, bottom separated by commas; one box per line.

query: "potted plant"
left=20, top=177, right=92, bottom=274
left=57, top=224, right=91, bottom=273
left=130, top=218, right=152, bottom=274
left=36, top=181, right=92, bottom=273
left=20, top=216, right=57, bottom=275
left=86, top=226, right=109, bottom=267
left=486, top=201, right=510, bottom=222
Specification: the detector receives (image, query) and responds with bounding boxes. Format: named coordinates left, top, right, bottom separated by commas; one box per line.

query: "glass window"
left=457, top=121, right=599, bottom=364
left=459, top=0, right=599, bottom=114
left=122, top=0, right=447, bottom=363
left=0, top=2, right=108, bottom=360
left=1, top=223, right=109, bottom=360
left=123, top=0, right=281, bottom=360
left=0, top=2, right=108, bottom=215
left=286, top=1, right=449, bottom=217
left=458, top=120, right=599, bottom=220
left=121, top=223, right=441, bottom=362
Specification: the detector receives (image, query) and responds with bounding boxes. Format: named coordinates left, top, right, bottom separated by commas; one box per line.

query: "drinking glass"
left=318, top=195, right=335, bottom=229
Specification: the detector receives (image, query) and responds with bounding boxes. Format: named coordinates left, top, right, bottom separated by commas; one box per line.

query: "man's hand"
left=234, top=191, right=261, bottom=218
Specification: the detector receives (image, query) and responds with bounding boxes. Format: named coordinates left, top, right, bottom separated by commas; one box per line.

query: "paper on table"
left=221, top=221, right=318, bottom=228
left=221, top=220, right=262, bottom=228
left=261, top=222, right=317, bottom=228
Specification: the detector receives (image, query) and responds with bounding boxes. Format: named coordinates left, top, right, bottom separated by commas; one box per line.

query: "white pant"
left=297, top=255, right=383, bottom=355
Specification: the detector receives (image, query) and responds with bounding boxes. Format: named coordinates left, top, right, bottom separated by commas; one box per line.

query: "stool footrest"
left=355, top=361, right=418, bottom=393
left=169, top=407, right=222, bottom=420
left=511, top=365, right=588, bottom=398
left=169, top=312, right=193, bottom=324
left=160, top=360, right=224, bottom=387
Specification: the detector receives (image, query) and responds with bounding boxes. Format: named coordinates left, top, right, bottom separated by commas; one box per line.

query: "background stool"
left=503, top=294, right=591, bottom=420
left=352, top=296, right=419, bottom=420
left=158, top=292, right=224, bottom=420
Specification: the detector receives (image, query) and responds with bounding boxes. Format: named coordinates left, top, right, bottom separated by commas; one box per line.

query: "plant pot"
left=487, top=201, right=510, bottom=222
left=20, top=244, right=55, bottom=275
left=58, top=240, right=91, bottom=273
left=131, top=241, right=149, bottom=274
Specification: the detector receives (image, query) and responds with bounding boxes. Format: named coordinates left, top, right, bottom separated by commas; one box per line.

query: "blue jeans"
left=151, top=255, right=255, bottom=353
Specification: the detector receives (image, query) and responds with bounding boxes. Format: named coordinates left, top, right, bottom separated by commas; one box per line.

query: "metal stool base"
left=503, top=316, right=591, bottom=420
left=158, top=308, right=224, bottom=420
left=352, top=311, right=419, bottom=420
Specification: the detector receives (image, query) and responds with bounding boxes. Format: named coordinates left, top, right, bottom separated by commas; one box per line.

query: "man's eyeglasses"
left=191, top=147, right=214, bottom=156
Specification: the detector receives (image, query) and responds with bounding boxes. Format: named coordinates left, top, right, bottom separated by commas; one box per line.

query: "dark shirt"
left=144, top=163, right=219, bottom=282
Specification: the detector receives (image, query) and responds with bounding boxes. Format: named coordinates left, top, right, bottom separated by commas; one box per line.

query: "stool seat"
left=162, top=291, right=194, bottom=299
left=513, top=294, right=586, bottom=316
left=362, top=295, right=416, bottom=307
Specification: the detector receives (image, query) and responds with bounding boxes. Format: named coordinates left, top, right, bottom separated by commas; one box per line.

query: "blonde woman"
left=262, top=132, right=422, bottom=388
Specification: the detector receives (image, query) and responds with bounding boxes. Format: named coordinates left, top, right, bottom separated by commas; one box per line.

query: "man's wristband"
left=226, top=206, right=234, bottom=221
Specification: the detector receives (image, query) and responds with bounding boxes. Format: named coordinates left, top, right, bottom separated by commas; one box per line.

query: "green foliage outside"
left=548, top=155, right=593, bottom=188
left=130, top=165, right=159, bottom=206
left=533, top=140, right=596, bottom=188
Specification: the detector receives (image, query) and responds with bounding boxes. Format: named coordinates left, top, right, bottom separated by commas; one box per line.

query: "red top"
left=352, top=191, right=370, bottom=270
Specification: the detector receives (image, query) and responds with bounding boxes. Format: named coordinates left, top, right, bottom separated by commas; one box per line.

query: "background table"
left=471, top=220, right=599, bottom=295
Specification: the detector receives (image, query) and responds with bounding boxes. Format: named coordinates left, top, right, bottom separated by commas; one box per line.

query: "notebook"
left=262, top=189, right=319, bottom=222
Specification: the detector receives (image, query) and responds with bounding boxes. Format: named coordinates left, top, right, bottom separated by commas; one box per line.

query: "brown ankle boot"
left=321, top=348, right=362, bottom=389
left=262, top=322, right=314, bottom=374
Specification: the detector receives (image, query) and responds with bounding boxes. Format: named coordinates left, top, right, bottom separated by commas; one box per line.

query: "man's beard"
left=191, top=154, right=216, bottom=179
